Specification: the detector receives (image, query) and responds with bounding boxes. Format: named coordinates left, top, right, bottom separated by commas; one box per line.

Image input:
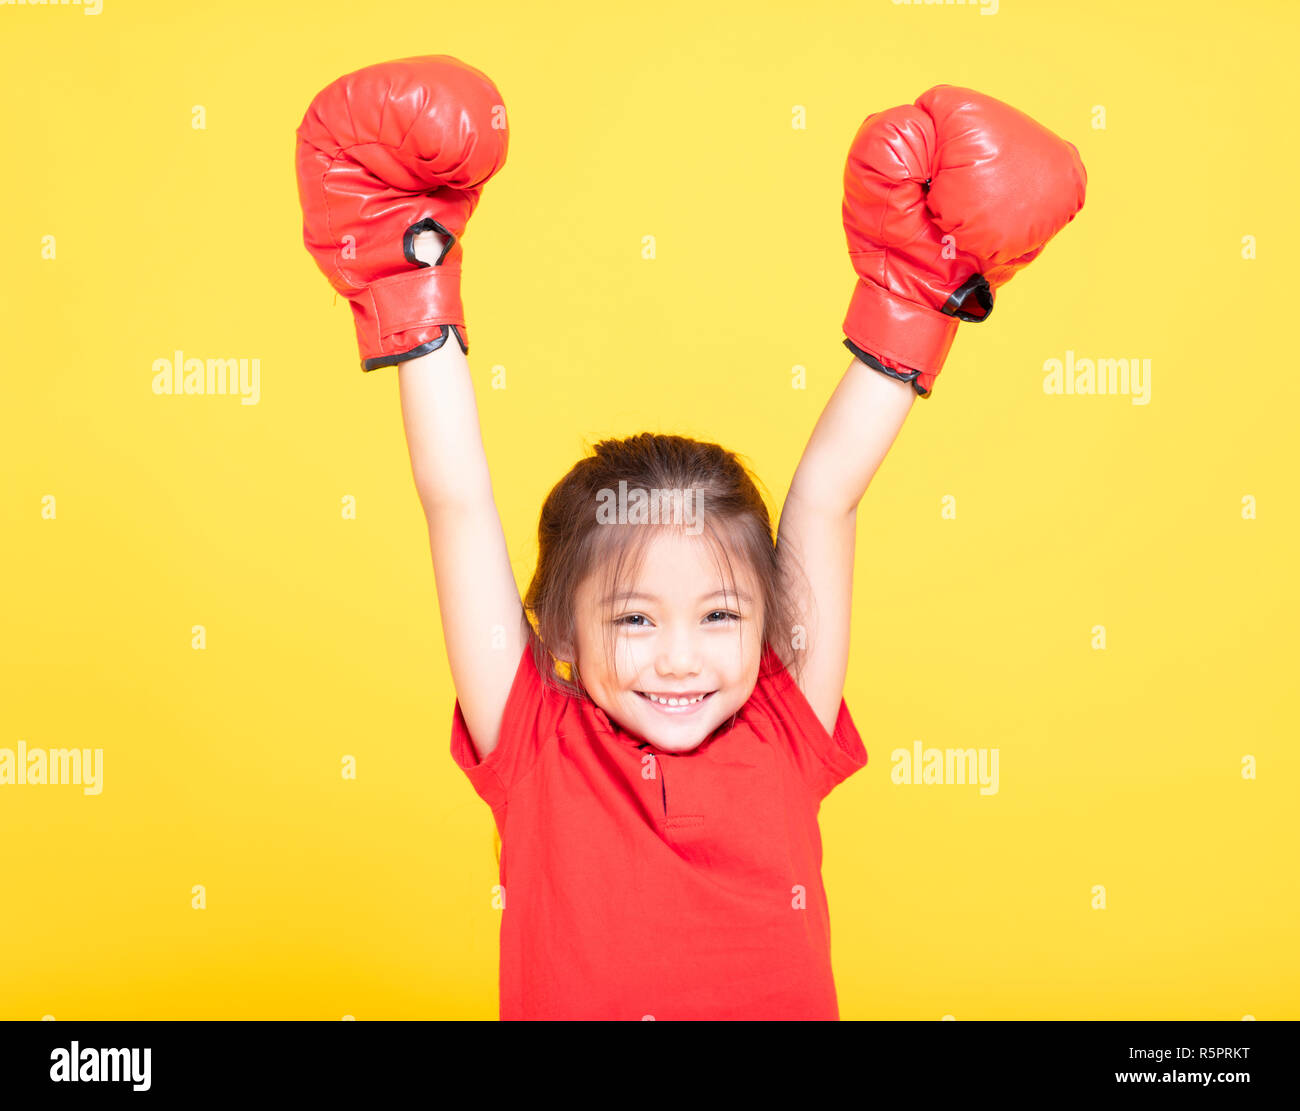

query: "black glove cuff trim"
left=844, top=337, right=914, bottom=380
left=842, top=338, right=932, bottom=398
left=362, top=324, right=468, bottom=371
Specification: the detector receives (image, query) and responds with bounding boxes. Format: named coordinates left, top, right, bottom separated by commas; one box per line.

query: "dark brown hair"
left=522, top=432, right=807, bottom=701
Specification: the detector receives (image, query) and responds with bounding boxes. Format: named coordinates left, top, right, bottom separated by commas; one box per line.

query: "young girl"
left=295, top=56, right=1085, bottom=1020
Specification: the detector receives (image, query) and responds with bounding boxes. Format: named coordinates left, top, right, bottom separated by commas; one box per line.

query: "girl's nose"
left=655, top=625, right=700, bottom=678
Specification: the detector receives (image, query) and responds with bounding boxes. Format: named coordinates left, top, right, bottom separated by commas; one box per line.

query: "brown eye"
left=705, top=611, right=739, bottom=623
left=615, top=614, right=649, bottom=627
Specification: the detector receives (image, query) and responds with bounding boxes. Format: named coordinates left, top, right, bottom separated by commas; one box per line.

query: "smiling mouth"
left=636, top=690, right=715, bottom=712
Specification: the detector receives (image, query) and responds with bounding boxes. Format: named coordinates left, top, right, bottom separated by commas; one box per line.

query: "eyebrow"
left=601, top=589, right=753, bottom=606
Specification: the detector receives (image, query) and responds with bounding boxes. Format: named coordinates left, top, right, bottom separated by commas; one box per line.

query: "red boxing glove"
left=842, top=85, right=1086, bottom=397
left=295, top=55, right=508, bottom=371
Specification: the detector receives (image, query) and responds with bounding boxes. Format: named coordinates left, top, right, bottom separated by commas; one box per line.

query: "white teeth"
left=642, top=692, right=706, bottom=706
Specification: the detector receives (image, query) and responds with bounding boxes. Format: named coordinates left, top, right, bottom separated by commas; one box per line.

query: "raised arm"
left=777, top=364, right=913, bottom=736
left=779, top=86, right=1087, bottom=733
left=399, top=232, right=530, bottom=763
left=295, top=56, right=525, bottom=762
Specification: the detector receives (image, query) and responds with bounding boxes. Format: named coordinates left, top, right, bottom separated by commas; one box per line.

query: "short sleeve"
left=449, top=641, right=567, bottom=811
left=745, top=644, right=868, bottom=801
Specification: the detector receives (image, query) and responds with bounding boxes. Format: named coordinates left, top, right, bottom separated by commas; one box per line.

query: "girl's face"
left=571, top=531, right=764, bottom=754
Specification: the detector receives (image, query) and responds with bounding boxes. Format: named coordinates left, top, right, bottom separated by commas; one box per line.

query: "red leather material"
left=918, top=87, right=1086, bottom=291
left=844, top=277, right=959, bottom=387
left=295, top=55, right=507, bottom=369
left=367, top=263, right=465, bottom=339
left=842, top=86, right=1086, bottom=397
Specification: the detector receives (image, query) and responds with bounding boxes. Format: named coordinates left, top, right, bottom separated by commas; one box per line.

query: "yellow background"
left=2, top=0, right=1295, bottom=1020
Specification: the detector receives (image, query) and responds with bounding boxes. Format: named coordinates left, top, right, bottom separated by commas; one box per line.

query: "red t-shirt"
left=449, top=640, right=867, bottom=1020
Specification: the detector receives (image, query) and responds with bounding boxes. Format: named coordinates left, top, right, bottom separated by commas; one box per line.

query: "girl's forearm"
left=787, top=357, right=915, bottom=516
left=397, top=338, right=496, bottom=514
